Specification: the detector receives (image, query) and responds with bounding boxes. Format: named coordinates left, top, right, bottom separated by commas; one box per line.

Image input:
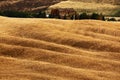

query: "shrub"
left=79, top=13, right=89, bottom=19
left=108, top=18, right=117, bottom=21
left=64, top=15, right=67, bottom=19
left=37, top=11, right=46, bottom=18
left=91, top=13, right=100, bottom=20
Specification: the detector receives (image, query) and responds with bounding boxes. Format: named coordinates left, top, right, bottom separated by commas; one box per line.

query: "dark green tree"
left=79, top=13, right=89, bottom=19
left=1, top=11, right=31, bottom=18
left=108, top=18, right=117, bottom=21
left=64, top=15, right=67, bottom=19
left=91, top=13, right=100, bottom=20
left=37, top=11, right=46, bottom=18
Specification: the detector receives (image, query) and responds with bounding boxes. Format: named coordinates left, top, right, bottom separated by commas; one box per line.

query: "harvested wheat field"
left=0, top=16, right=120, bottom=80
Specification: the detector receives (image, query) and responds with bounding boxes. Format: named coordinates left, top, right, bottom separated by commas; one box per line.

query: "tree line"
left=0, top=11, right=47, bottom=18
left=0, top=10, right=118, bottom=21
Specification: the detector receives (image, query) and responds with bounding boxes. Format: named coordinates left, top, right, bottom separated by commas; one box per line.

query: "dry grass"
left=0, top=0, right=60, bottom=12
left=49, top=1, right=120, bottom=15
left=0, top=16, right=120, bottom=80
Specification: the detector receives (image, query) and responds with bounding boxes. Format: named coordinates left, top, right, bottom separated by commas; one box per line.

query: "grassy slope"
left=0, top=0, right=61, bottom=12
left=49, top=1, right=120, bottom=16
left=0, top=16, right=120, bottom=80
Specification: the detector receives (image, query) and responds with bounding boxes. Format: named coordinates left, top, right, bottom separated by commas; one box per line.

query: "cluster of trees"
left=0, top=11, right=31, bottom=18
left=78, top=13, right=105, bottom=20
left=107, top=18, right=120, bottom=21
left=0, top=10, right=46, bottom=18
left=48, top=12, right=105, bottom=20
left=0, top=10, right=104, bottom=19
left=0, top=10, right=119, bottom=21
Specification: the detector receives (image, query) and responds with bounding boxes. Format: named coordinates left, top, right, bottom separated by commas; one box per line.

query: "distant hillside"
left=69, top=0, right=120, bottom=5
left=49, top=1, right=120, bottom=16
left=0, top=0, right=119, bottom=12
left=0, top=0, right=64, bottom=12
left=0, top=0, right=120, bottom=16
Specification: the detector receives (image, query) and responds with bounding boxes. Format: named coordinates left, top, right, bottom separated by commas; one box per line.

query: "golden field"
left=0, top=16, right=120, bottom=80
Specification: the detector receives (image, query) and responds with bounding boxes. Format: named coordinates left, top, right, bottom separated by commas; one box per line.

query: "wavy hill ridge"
left=0, top=16, right=120, bottom=80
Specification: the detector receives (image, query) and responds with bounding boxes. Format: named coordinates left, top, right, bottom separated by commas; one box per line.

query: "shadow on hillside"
left=0, top=0, right=62, bottom=12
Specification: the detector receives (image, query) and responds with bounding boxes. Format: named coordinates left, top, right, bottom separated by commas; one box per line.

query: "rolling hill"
left=0, top=0, right=63, bottom=12
left=49, top=0, right=120, bottom=16
left=0, top=0, right=120, bottom=16
left=0, top=16, right=120, bottom=80
left=69, top=0, right=120, bottom=5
